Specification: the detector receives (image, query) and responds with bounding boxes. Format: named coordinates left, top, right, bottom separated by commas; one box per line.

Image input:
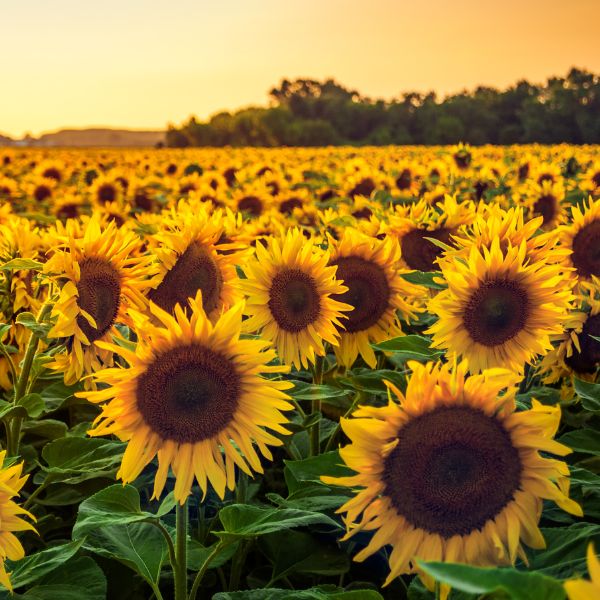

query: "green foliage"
left=167, top=69, right=600, bottom=146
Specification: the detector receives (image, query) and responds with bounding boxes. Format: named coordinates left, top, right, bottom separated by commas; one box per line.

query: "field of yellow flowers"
left=0, top=144, right=599, bottom=600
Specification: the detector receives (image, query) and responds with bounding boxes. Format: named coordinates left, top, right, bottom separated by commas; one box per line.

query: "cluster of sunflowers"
left=0, top=143, right=599, bottom=600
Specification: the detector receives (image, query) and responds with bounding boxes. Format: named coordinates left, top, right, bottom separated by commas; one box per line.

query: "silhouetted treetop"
left=167, top=68, right=600, bottom=147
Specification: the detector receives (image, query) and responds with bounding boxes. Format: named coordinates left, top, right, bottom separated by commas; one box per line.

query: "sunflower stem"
left=235, top=471, right=249, bottom=504
left=309, top=355, right=325, bottom=456
left=174, top=501, right=188, bottom=600
left=8, top=301, right=52, bottom=457
left=324, top=390, right=363, bottom=453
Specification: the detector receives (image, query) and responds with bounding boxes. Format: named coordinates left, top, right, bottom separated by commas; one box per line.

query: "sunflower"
left=0, top=452, right=36, bottom=592
left=239, top=228, right=352, bottom=369
left=90, top=175, right=125, bottom=207
left=522, top=179, right=566, bottom=229
left=560, top=196, right=600, bottom=286
left=387, top=196, right=474, bottom=272
left=45, top=218, right=156, bottom=385
left=323, top=361, right=582, bottom=593
left=428, top=238, right=573, bottom=373
left=79, top=294, right=293, bottom=503
left=147, top=207, right=243, bottom=320
left=329, top=229, right=420, bottom=368
left=565, top=543, right=600, bottom=600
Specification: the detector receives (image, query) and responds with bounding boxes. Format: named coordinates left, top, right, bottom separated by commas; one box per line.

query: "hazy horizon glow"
left=2, top=0, right=600, bottom=138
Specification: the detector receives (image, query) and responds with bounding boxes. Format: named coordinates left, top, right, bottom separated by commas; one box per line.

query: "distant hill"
left=0, top=128, right=165, bottom=147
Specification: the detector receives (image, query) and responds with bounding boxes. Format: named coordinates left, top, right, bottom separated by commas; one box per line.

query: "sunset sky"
left=2, top=0, right=600, bottom=138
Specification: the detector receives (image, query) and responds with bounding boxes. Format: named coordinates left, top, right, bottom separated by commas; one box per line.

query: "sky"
left=1, top=0, right=600, bottom=138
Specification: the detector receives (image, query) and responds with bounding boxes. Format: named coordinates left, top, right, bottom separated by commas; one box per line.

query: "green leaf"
left=73, top=484, right=156, bottom=539
left=260, top=530, right=349, bottom=584
left=371, top=334, right=442, bottom=362
left=290, top=381, right=350, bottom=402
left=80, top=522, right=167, bottom=588
left=573, top=378, right=600, bottom=412
left=558, top=428, right=600, bottom=456
left=0, top=258, right=43, bottom=271
left=529, top=523, right=600, bottom=579
left=17, top=393, right=44, bottom=418
left=187, top=540, right=239, bottom=571
left=401, top=271, right=446, bottom=290
left=338, top=369, right=406, bottom=394
left=517, top=386, right=562, bottom=407
left=284, top=451, right=353, bottom=494
left=15, top=312, right=52, bottom=338
left=15, top=556, right=106, bottom=600
left=41, top=437, right=124, bottom=484
left=39, top=381, right=82, bottom=414
left=213, top=589, right=383, bottom=600
left=417, top=561, right=566, bottom=600
left=216, top=504, right=339, bottom=541
left=1, top=540, right=84, bottom=590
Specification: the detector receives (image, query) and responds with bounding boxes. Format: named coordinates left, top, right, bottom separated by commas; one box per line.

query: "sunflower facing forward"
left=329, top=229, right=421, bottom=368
left=239, top=228, right=352, bottom=369
left=79, top=294, right=293, bottom=503
left=45, top=218, right=156, bottom=385
left=428, top=238, right=573, bottom=373
left=323, top=361, right=581, bottom=592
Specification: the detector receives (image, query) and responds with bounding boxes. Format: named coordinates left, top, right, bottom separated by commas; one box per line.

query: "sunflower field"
left=0, top=144, right=599, bottom=600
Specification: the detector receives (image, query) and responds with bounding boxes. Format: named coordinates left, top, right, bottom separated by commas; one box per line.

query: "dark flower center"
left=349, top=178, right=375, bottom=199
left=279, top=197, right=303, bottom=215
left=97, top=184, right=116, bottom=204
left=331, top=256, right=389, bottom=333
left=396, top=169, right=412, bottom=191
left=533, top=194, right=558, bottom=225
left=238, top=196, right=263, bottom=217
left=42, top=167, right=61, bottom=182
left=34, top=185, right=51, bottom=202
left=400, top=228, right=454, bottom=272
left=268, top=269, right=321, bottom=332
left=149, top=241, right=223, bottom=315
left=454, top=151, right=471, bottom=170
left=518, top=163, right=530, bottom=181
left=383, top=405, right=522, bottom=537
left=136, top=344, right=240, bottom=443
left=565, top=314, right=600, bottom=374
left=463, top=279, right=529, bottom=346
left=76, top=258, right=122, bottom=343
left=571, top=220, right=600, bottom=279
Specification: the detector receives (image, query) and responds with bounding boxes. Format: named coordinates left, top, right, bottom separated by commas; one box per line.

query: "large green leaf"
left=216, top=504, right=339, bottom=541
left=284, top=451, right=353, bottom=494
left=13, top=556, right=106, bottom=600
left=559, top=428, right=600, bottom=456
left=371, top=334, right=442, bottom=362
left=0, top=258, right=43, bottom=271
left=418, top=561, right=566, bottom=600
left=41, top=437, right=124, bottom=484
left=290, top=381, right=351, bottom=403
left=0, top=540, right=84, bottom=591
left=81, top=522, right=167, bottom=588
left=573, top=378, right=600, bottom=412
left=73, top=484, right=158, bottom=538
left=260, top=530, right=349, bottom=584
left=529, top=523, right=600, bottom=579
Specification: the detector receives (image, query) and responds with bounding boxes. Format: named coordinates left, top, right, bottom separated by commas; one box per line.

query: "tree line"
left=166, top=68, right=600, bottom=147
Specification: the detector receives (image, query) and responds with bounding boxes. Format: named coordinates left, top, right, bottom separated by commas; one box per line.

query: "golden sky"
left=2, top=0, right=600, bottom=137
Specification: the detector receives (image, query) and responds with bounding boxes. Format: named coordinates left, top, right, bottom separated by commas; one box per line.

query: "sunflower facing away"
left=79, top=293, right=293, bottom=503
left=239, top=228, right=352, bottom=369
left=0, top=452, right=36, bottom=592
left=45, top=218, right=156, bottom=385
left=323, top=361, right=581, bottom=593
left=428, top=238, right=573, bottom=373
left=329, top=229, right=421, bottom=368
left=564, top=543, right=600, bottom=600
